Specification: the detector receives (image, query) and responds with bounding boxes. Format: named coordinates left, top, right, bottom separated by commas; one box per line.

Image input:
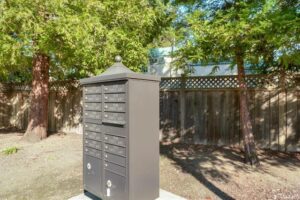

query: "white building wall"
left=148, top=56, right=237, bottom=77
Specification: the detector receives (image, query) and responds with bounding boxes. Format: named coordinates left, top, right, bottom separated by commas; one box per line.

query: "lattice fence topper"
left=49, top=80, right=80, bottom=91
left=0, top=83, right=31, bottom=92
left=160, top=74, right=300, bottom=90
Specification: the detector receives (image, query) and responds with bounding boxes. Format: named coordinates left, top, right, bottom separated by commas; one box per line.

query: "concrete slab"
left=157, top=189, right=186, bottom=200
left=69, top=189, right=186, bottom=200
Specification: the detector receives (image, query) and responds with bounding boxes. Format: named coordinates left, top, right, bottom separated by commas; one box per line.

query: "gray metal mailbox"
left=80, top=56, right=160, bottom=200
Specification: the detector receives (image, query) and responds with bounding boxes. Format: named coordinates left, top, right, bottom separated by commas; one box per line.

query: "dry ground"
left=0, top=132, right=299, bottom=200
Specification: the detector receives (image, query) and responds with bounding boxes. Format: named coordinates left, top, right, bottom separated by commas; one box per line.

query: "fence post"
left=180, top=75, right=186, bottom=140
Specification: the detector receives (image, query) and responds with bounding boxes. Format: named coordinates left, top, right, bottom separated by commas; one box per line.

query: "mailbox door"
left=104, top=170, right=126, bottom=200
left=84, top=155, right=103, bottom=197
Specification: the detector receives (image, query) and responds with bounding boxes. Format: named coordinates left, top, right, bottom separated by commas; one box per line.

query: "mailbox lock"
left=105, top=105, right=108, bottom=109
left=87, top=163, right=91, bottom=170
left=107, top=180, right=112, bottom=187
left=104, top=87, right=108, bottom=91
left=105, top=96, right=108, bottom=100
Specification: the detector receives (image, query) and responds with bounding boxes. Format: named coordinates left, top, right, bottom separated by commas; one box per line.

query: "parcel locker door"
left=104, top=170, right=126, bottom=200
left=84, top=155, right=102, bottom=197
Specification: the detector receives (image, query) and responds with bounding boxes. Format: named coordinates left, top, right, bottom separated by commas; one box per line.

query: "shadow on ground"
left=160, top=143, right=300, bottom=200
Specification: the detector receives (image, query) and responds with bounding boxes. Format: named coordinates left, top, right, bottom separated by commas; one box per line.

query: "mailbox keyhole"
left=87, top=163, right=91, bottom=170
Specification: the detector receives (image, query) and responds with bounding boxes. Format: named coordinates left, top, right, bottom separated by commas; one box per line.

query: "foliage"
left=172, top=0, right=300, bottom=74
left=2, top=146, right=19, bottom=155
left=0, top=0, right=171, bottom=82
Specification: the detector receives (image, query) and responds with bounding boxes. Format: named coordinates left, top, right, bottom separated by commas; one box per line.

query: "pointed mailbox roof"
left=80, top=56, right=160, bottom=85
left=100, top=55, right=134, bottom=75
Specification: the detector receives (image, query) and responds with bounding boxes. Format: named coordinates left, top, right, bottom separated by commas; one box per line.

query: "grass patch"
left=2, top=146, right=19, bottom=155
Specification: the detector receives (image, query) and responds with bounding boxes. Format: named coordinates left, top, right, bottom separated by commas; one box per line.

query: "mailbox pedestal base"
left=69, top=189, right=186, bottom=200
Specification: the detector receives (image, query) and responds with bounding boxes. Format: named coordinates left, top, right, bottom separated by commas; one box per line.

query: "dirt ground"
left=0, top=132, right=299, bottom=200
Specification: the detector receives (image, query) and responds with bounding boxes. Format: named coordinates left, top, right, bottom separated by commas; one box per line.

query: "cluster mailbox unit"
left=80, top=56, right=160, bottom=200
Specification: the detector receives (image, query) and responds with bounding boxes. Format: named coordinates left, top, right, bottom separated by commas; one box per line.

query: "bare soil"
left=0, top=132, right=299, bottom=200
left=0, top=132, right=82, bottom=200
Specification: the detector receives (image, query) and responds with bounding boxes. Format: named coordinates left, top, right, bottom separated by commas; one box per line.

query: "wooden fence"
left=0, top=81, right=82, bottom=134
left=160, top=74, right=300, bottom=152
left=0, top=75, right=299, bottom=152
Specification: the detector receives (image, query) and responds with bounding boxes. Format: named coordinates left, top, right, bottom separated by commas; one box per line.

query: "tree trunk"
left=23, top=53, right=50, bottom=142
left=236, top=54, right=260, bottom=166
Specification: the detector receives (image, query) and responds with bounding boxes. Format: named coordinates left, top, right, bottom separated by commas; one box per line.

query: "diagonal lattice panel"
left=159, top=75, right=290, bottom=90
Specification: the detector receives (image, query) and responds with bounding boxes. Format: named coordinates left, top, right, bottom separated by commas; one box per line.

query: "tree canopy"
left=0, top=0, right=170, bottom=82
left=172, top=0, right=300, bottom=74
left=167, top=0, right=299, bottom=165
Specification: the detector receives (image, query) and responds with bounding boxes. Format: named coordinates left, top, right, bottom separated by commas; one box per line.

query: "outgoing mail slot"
left=85, top=94, right=102, bottom=102
left=104, top=103, right=125, bottom=112
left=85, top=103, right=102, bottom=111
left=103, top=93, right=125, bottom=102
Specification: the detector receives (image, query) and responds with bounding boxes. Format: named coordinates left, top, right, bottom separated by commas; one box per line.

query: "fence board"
left=192, top=92, right=200, bottom=143
left=220, top=91, right=229, bottom=145
left=214, top=91, right=223, bottom=145
left=233, top=91, right=241, bottom=146
left=184, top=91, right=195, bottom=143
left=48, top=92, right=56, bottom=132
left=286, top=90, right=300, bottom=151
left=160, top=91, right=180, bottom=143
left=269, top=90, right=279, bottom=150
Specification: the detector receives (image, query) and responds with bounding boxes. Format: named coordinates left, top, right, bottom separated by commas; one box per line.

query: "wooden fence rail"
left=0, top=75, right=299, bottom=152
